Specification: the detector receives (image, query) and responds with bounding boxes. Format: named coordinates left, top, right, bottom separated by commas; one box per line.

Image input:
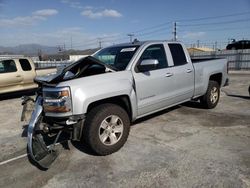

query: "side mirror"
left=137, top=59, right=159, bottom=72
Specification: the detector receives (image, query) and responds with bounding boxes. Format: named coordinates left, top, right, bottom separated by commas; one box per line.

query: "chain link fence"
left=190, top=49, right=250, bottom=70
left=34, top=49, right=250, bottom=70
left=34, top=60, right=73, bottom=69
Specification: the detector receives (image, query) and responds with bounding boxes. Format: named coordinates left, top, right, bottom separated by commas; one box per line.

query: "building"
left=188, top=47, right=214, bottom=56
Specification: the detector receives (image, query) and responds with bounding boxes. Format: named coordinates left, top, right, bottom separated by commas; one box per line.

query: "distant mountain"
left=0, top=44, right=59, bottom=55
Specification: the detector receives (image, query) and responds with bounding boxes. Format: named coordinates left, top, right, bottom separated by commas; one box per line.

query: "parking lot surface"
left=0, top=73, right=249, bottom=188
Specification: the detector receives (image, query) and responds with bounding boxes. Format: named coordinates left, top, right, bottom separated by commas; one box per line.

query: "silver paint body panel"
left=45, top=41, right=228, bottom=121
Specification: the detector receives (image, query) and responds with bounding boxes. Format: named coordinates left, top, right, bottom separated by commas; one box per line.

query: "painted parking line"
left=0, top=142, right=62, bottom=166
left=0, top=154, right=27, bottom=166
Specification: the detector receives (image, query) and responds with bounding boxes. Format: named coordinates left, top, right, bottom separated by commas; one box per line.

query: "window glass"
left=93, top=46, right=139, bottom=71
left=168, top=43, right=187, bottom=66
left=19, top=59, right=32, bottom=71
left=139, top=44, right=168, bottom=70
left=0, top=60, right=17, bottom=73
left=0, top=63, right=3, bottom=72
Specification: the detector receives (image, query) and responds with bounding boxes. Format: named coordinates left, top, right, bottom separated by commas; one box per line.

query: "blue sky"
left=0, top=0, right=250, bottom=49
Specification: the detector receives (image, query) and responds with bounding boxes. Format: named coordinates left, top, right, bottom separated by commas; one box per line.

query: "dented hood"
left=35, top=56, right=116, bottom=84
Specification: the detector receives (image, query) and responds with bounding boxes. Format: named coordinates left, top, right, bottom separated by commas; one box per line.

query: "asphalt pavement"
left=0, top=73, right=249, bottom=188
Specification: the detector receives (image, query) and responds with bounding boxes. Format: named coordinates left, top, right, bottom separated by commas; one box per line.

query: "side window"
left=19, top=59, right=32, bottom=71
left=0, top=60, right=17, bottom=73
left=139, top=44, right=168, bottom=70
left=168, top=43, right=187, bottom=66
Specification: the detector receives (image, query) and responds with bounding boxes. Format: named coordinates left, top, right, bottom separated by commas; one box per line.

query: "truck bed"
left=191, top=58, right=222, bottom=63
left=192, top=58, right=228, bottom=98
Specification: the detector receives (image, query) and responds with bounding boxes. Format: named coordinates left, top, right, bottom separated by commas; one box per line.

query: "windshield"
left=93, top=45, right=139, bottom=71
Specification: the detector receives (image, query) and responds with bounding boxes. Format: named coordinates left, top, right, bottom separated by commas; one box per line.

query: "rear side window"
left=0, top=60, right=17, bottom=73
left=19, top=59, right=32, bottom=71
left=169, top=43, right=187, bottom=66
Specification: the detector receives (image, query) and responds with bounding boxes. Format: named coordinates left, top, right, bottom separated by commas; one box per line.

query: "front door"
left=132, top=44, right=177, bottom=116
left=0, top=59, right=23, bottom=92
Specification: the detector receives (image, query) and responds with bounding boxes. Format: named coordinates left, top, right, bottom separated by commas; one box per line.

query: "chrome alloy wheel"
left=98, top=115, right=124, bottom=146
left=210, top=87, right=219, bottom=104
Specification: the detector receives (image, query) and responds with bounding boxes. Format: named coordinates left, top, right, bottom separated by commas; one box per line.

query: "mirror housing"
left=137, top=59, right=159, bottom=72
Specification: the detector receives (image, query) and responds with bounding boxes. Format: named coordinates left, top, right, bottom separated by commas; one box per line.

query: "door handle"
left=165, top=73, right=173, bottom=77
left=16, top=75, right=22, bottom=78
left=186, top=69, right=192, bottom=73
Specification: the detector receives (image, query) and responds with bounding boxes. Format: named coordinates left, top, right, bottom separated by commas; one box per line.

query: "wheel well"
left=86, top=95, right=132, bottom=121
left=209, top=73, right=222, bottom=86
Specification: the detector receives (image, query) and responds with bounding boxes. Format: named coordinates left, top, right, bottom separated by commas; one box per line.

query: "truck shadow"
left=182, top=101, right=205, bottom=109
left=0, top=89, right=36, bottom=101
left=222, top=89, right=250, bottom=100
left=226, top=94, right=250, bottom=100
left=132, top=101, right=205, bottom=126
left=132, top=105, right=180, bottom=125
left=71, top=141, right=99, bottom=156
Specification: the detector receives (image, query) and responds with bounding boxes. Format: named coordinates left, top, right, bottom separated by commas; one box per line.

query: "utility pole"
left=127, top=34, right=134, bottom=43
left=197, top=40, right=200, bottom=48
left=70, top=36, right=73, bottom=49
left=172, top=22, right=177, bottom=41
left=97, top=38, right=102, bottom=48
left=38, top=49, right=42, bottom=61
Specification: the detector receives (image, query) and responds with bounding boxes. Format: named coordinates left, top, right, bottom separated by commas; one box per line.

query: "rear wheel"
left=83, top=103, right=130, bottom=155
left=200, top=80, right=220, bottom=109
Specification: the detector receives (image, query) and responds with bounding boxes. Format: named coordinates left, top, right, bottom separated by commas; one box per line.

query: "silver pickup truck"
left=24, top=40, right=229, bottom=168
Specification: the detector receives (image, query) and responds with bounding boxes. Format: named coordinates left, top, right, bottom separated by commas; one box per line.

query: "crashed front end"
left=25, top=86, right=85, bottom=169
left=22, top=56, right=116, bottom=168
left=27, top=88, right=85, bottom=168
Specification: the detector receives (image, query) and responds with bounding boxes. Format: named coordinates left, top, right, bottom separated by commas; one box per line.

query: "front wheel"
left=200, top=80, right=220, bottom=109
left=83, top=104, right=130, bottom=155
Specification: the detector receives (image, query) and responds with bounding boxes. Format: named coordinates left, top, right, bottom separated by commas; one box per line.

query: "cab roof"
left=110, top=40, right=181, bottom=48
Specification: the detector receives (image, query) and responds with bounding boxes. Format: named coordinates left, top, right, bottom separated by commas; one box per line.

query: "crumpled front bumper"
left=27, top=96, right=43, bottom=160
left=26, top=96, right=85, bottom=169
left=27, top=96, right=58, bottom=169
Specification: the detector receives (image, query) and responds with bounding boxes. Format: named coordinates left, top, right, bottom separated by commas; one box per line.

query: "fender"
left=27, top=96, right=58, bottom=169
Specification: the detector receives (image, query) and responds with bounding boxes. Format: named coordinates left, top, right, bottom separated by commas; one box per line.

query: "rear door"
left=0, top=59, right=23, bottom=90
left=167, top=43, right=194, bottom=102
left=19, top=59, right=36, bottom=85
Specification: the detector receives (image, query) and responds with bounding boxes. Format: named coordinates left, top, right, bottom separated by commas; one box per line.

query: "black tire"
left=200, top=80, right=220, bottom=109
left=83, top=103, right=130, bottom=155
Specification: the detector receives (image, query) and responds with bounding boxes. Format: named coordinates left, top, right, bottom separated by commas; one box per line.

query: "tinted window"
left=0, top=60, right=17, bottom=73
left=169, top=43, right=187, bottom=66
left=19, top=59, right=32, bottom=71
left=139, top=44, right=168, bottom=70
